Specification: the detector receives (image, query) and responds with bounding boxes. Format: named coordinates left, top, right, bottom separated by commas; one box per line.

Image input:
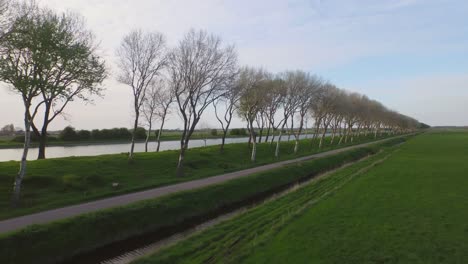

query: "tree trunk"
left=265, top=123, right=271, bottom=143
left=293, top=115, right=305, bottom=155
left=275, top=122, right=287, bottom=158
left=275, top=130, right=283, bottom=158
left=12, top=113, right=32, bottom=207
left=345, top=125, right=352, bottom=144
left=220, top=130, right=227, bottom=152
left=251, top=134, right=257, bottom=162
left=258, top=126, right=263, bottom=143
left=176, top=143, right=186, bottom=177
left=220, top=115, right=232, bottom=153
left=330, top=124, right=337, bottom=145
left=270, top=131, right=276, bottom=145
left=129, top=112, right=139, bottom=160
left=319, top=123, right=329, bottom=149
left=37, top=133, right=46, bottom=160
left=339, top=123, right=347, bottom=145
left=311, top=117, right=321, bottom=146
left=353, top=125, right=361, bottom=142
left=156, top=118, right=165, bottom=152
left=145, top=123, right=152, bottom=153
left=248, top=120, right=257, bottom=161
left=294, top=139, right=299, bottom=154
left=287, top=118, right=294, bottom=142
left=32, top=104, right=52, bottom=160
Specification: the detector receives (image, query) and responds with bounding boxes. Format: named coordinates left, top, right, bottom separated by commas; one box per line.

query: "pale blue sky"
left=1, top=0, right=467, bottom=129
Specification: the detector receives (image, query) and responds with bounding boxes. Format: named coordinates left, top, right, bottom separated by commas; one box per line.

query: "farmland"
left=136, top=131, right=468, bottom=263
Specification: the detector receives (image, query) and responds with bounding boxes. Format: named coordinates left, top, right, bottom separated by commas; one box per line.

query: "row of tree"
left=213, top=68, right=420, bottom=164
left=123, top=35, right=420, bottom=176
left=0, top=1, right=420, bottom=206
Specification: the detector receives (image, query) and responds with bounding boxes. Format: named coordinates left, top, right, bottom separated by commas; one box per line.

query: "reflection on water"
left=0, top=134, right=315, bottom=162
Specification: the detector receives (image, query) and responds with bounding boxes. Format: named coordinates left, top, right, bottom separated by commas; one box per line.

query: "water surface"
left=0, top=134, right=315, bottom=162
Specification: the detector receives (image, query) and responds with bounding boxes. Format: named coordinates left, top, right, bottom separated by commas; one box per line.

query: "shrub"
left=59, top=126, right=78, bottom=141
left=77, top=130, right=91, bottom=140
left=230, top=128, right=247, bottom=136
left=210, top=129, right=218, bottom=136
left=134, top=127, right=147, bottom=140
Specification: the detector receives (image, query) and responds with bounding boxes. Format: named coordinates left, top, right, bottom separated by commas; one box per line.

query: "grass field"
left=0, top=134, right=387, bottom=220
left=136, top=131, right=468, bottom=264
left=0, top=140, right=401, bottom=264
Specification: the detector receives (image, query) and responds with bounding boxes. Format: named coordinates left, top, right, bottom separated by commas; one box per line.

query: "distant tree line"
left=229, top=128, right=248, bottom=136
left=12, top=126, right=148, bottom=142
left=60, top=126, right=147, bottom=141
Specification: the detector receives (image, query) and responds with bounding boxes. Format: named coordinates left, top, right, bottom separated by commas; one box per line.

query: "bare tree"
left=117, top=29, right=167, bottom=160
left=213, top=73, right=241, bottom=152
left=329, top=90, right=347, bottom=145
left=237, top=67, right=268, bottom=162
left=274, top=71, right=302, bottom=158
left=293, top=74, right=321, bottom=154
left=169, top=29, right=237, bottom=176
left=317, top=85, right=340, bottom=149
left=264, top=77, right=285, bottom=144
left=141, top=81, right=159, bottom=152
left=155, top=80, right=173, bottom=152
left=141, top=79, right=173, bottom=152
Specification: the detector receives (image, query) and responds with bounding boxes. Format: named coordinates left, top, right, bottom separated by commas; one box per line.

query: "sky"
left=1, top=0, right=468, bottom=130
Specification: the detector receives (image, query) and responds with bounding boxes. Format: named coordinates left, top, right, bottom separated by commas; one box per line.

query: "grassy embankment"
left=136, top=131, right=468, bottom=264
left=0, top=136, right=407, bottom=264
left=0, top=134, right=393, bottom=220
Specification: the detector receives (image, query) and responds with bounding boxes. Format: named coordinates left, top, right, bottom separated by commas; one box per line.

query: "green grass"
left=0, top=138, right=404, bottom=264
left=0, top=134, right=393, bottom=220
left=136, top=131, right=468, bottom=264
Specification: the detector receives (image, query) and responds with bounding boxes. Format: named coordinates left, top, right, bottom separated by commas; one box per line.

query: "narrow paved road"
left=0, top=136, right=404, bottom=233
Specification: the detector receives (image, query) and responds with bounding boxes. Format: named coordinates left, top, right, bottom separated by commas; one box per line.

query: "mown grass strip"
left=0, top=137, right=407, bottom=264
